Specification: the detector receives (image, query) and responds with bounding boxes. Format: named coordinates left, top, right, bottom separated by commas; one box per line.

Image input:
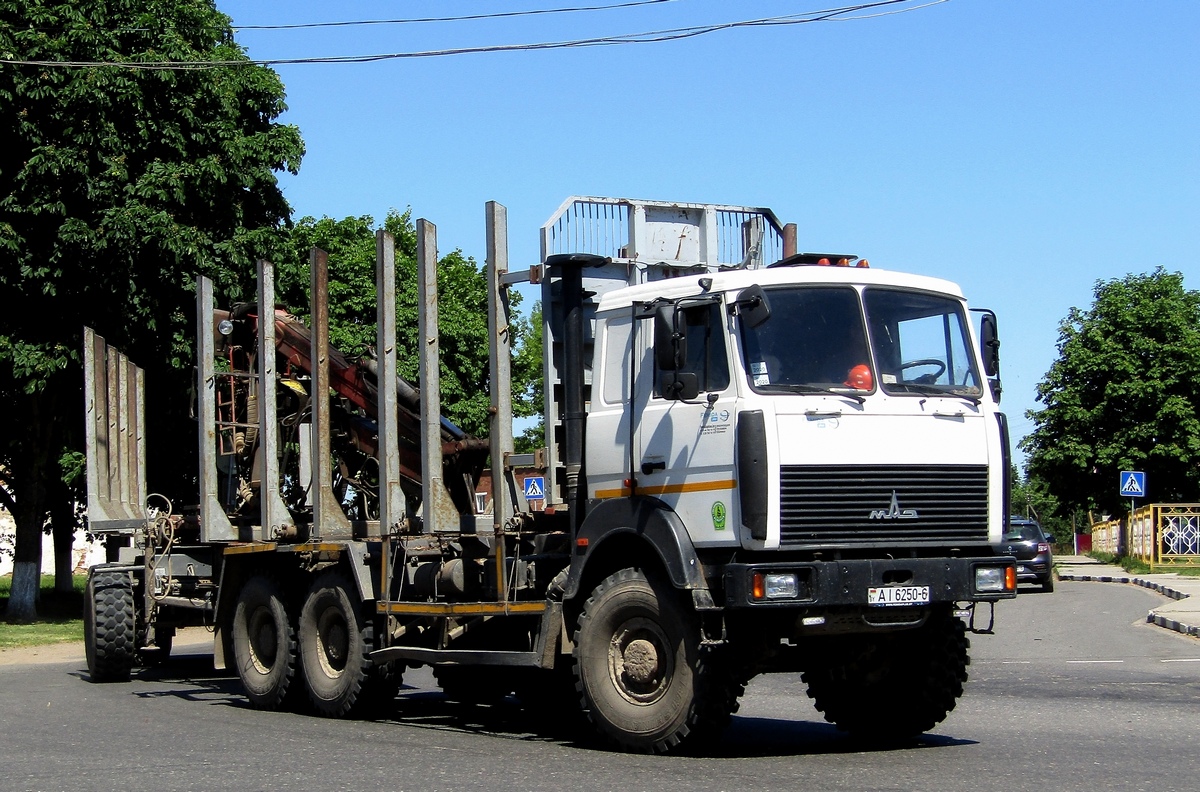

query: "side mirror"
left=653, top=304, right=699, bottom=401
left=653, top=304, right=687, bottom=372
left=734, top=284, right=771, bottom=328
left=659, top=371, right=699, bottom=401
left=979, top=311, right=1000, bottom=377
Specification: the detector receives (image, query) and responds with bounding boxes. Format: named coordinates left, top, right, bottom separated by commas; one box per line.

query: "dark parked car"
left=999, top=517, right=1055, bottom=592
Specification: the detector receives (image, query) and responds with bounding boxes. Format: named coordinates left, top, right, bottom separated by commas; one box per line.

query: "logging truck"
left=82, top=197, right=1017, bottom=753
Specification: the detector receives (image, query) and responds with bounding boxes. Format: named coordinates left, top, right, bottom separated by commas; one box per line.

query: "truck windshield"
left=862, top=288, right=983, bottom=399
left=739, top=286, right=873, bottom=393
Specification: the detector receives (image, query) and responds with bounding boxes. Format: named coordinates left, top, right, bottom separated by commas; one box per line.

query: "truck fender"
left=561, top=496, right=707, bottom=601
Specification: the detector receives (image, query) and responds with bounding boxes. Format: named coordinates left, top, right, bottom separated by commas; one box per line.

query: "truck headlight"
left=975, top=565, right=1016, bottom=593
left=753, top=572, right=799, bottom=600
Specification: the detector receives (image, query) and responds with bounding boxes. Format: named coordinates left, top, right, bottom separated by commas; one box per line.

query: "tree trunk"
left=6, top=389, right=58, bottom=622
left=7, top=562, right=40, bottom=622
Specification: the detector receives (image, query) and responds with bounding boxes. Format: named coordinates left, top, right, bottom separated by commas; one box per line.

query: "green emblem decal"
left=712, top=501, right=727, bottom=530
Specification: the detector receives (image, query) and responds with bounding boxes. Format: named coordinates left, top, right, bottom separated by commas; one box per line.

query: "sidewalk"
left=1055, top=555, right=1200, bottom=639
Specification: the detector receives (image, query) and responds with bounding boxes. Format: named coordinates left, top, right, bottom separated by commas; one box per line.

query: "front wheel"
left=573, top=568, right=706, bottom=753
left=802, top=607, right=970, bottom=740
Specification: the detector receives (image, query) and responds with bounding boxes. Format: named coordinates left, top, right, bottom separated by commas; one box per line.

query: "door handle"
left=641, top=459, right=666, bottom=475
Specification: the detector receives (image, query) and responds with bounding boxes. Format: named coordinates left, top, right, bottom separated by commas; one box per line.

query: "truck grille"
left=778, top=465, right=989, bottom=548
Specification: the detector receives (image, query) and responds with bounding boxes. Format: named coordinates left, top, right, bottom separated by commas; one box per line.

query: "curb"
left=1057, top=572, right=1198, bottom=639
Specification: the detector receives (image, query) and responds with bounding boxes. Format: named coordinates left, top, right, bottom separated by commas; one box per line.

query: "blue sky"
left=217, top=0, right=1200, bottom=465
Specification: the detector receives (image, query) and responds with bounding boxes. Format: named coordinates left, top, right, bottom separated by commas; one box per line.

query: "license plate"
left=868, top=585, right=931, bottom=606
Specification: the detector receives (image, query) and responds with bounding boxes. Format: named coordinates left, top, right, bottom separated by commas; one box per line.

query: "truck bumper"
left=721, top=556, right=1016, bottom=609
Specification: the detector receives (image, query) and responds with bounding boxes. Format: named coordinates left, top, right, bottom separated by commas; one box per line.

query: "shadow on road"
left=382, top=688, right=977, bottom=758
left=67, top=657, right=979, bottom=758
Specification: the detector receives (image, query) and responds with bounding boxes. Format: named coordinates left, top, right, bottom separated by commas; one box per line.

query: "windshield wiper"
left=758, top=383, right=866, bottom=404
left=889, top=382, right=981, bottom=405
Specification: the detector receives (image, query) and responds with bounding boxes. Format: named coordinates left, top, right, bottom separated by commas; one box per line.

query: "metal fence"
left=1090, top=503, right=1200, bottom=569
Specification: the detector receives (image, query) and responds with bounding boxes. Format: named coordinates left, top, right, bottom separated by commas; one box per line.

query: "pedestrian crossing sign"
left=523, top=476, right=546, bottom=500
left=1119, top=470, right=1145, bottom=498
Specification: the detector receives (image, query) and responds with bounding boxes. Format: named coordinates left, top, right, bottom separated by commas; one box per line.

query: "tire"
left=84, top=569, right=136, bottom=683
left=802, top=608, right=970, bottom=740
left=572, top=568, right=710, bottom=753
left=1042, top=575, right=1055, bottom=593
left=232, top=575, right=299, bottom=710
left=298, top=571, right=376, bottom=717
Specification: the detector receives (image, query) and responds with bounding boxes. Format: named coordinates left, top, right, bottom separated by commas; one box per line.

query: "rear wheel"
left=298, top=571, right=379, bottom=717
left=232, top=575, right=298, bottom=709
left=1042, top=575, right=1055, bottom=593
left=573, top=568, right=708, bottom=753
left=803, top=608, right=969, bottom=740
left=84, top=569, right=136, bottom=683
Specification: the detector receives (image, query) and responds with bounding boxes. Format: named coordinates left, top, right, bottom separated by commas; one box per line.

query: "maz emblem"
left=869, top=491, right=919, bottom=520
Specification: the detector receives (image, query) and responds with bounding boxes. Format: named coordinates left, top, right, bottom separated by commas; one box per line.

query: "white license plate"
left=868, top=585, right=931, bottom=606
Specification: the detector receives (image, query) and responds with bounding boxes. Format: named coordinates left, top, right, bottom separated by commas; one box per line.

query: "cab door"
left=634, top=300, right=740, bottom=547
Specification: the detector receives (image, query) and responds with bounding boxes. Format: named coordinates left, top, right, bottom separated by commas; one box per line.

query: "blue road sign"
left=523, top=476, right=546, bottom=500
left=1119, top=470, right=1146, bottom=498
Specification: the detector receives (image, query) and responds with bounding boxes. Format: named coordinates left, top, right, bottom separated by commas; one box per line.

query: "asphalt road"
left=3, top=580, right=1199, bottom=792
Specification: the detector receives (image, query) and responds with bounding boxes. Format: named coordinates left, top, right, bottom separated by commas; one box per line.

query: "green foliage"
left=276, top=213, right=542, bottom=439
left=512, top=302, right=545, bottom=453
left=1011, top=468, right=1082, bottom=545
left=1021, top=269, right=1200, bottom=518
left=0, top=1, right=304, bottom=617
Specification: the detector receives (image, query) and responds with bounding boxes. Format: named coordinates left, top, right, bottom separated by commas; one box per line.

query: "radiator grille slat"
left=779, top=465, right=989, bottom=548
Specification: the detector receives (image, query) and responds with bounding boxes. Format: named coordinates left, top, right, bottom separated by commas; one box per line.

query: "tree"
left=512, top=302, right=545, bottom=453
left=1011, top=467, right=1083, bottom=546
left=1021, top=269, right=1200, bottom=521
left=0, top=1, right=303, bottom=620
left=276, top=213, right=542, bottom=440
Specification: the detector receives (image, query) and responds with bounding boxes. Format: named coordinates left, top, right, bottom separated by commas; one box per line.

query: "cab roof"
left=594, top=264, right=967, bottom=313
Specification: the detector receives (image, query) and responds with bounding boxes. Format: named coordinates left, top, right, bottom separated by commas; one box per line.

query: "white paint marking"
left=1066, top=660, right=1124, bottom=664
left=1160, top=658, right=1200, bottom=663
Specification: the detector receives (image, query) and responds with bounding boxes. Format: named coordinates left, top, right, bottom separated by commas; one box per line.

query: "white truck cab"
left=586, top=262, right=1008, bottom=554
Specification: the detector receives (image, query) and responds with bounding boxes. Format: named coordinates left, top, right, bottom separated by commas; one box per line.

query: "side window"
left=654, top=302, right=729, bottom=397
left=600, top=314, right=632, bottom=405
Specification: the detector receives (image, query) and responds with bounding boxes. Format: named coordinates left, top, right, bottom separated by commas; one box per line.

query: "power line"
left=233, top=0, right=679, bottom=31
left=0, top=1, right=951, bottom=71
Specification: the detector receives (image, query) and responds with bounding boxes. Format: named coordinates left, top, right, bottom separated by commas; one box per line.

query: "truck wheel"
left=802, top=608, right=969, bottom=740
left=298, top=571, right=374, bottom=717
left=572, top=568, right=706, bottom=753
left=84, top=569, right=136, bottom=683
left=232, top=575, right=299, bottom=710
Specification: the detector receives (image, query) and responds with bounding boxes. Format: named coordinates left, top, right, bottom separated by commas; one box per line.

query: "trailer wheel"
left=84, top=569, right=136, bottom=683
left=298, top=571, right=374, bottom=717
left=802, top=607, right=970, bottom=740
left=573, top=568, right=705, bottom=753
left=232, top=575, right=299, bottom=710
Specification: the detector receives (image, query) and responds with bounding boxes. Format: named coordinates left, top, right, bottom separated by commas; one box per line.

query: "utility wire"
left=0, top=1, right=950, bottom=70
left=234, top=0, right=679, bottom=31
